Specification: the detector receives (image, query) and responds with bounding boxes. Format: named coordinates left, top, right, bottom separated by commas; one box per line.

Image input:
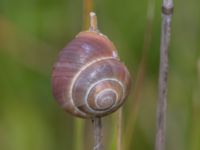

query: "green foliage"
left=0, top=0, right=200, bottom=150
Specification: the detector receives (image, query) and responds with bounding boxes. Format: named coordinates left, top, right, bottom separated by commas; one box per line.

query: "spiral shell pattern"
left=52, top=31, right=131, bottom=118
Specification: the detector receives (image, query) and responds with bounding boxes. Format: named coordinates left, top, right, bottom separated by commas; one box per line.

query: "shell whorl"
left=52, top=31, right=131, bottom=118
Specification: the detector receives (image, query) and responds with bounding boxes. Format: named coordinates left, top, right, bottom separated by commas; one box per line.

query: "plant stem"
left=92, top=117, right=103, bottom=150
left=155, top=0, right=174, bottom=150
left=83, top=0, right=94, bottom=30
left=89, top=12, right=102, bottom=150
left=117, top=108, right=122, bottom=150
left=74, top=119, right=84, bottom=150
left=89, top=12, right=99, bottom=32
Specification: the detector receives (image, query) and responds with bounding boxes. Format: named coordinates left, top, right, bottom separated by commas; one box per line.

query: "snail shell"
left=52, top=31, right=131, bottom=118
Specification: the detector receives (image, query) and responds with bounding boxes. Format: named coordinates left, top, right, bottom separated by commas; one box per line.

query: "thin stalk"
left=155, top=0, right=174, bottom=150
left=92, top=117, right=103, bottom=150
left=89, top=12, right=99, bottom=32
left=74, top=119, right=84, bottom=150
left=83, top=0, right=94, bottom=30
left=117, top=108, right=123, bottom=150
left=89, top=12, right=103, bottom=150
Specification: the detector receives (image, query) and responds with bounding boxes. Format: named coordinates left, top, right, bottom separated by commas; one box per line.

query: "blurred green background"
left=0, top=0, right=200, bottom=150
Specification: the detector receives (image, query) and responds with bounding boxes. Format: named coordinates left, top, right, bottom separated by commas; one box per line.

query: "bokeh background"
left=0, top=0, right=200, bottom=150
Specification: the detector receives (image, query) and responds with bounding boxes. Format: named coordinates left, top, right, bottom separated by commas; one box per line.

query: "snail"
left=52, top=12, right=131, bottom=118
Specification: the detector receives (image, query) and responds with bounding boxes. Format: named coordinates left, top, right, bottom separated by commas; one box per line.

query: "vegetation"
left=0, top=0, right=199, bottom=150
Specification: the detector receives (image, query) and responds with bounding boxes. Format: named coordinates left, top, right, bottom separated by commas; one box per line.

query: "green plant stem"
left=74, top=119, right=84, bottom=150
left=117, top=108, right=122, bottom=150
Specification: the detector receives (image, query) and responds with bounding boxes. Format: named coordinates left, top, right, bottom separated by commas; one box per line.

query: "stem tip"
left=89, top=12, right=98, bottom=32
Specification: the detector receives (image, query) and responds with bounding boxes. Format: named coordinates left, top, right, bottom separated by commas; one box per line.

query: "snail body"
left=52, top=25, right=131, bottom=119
